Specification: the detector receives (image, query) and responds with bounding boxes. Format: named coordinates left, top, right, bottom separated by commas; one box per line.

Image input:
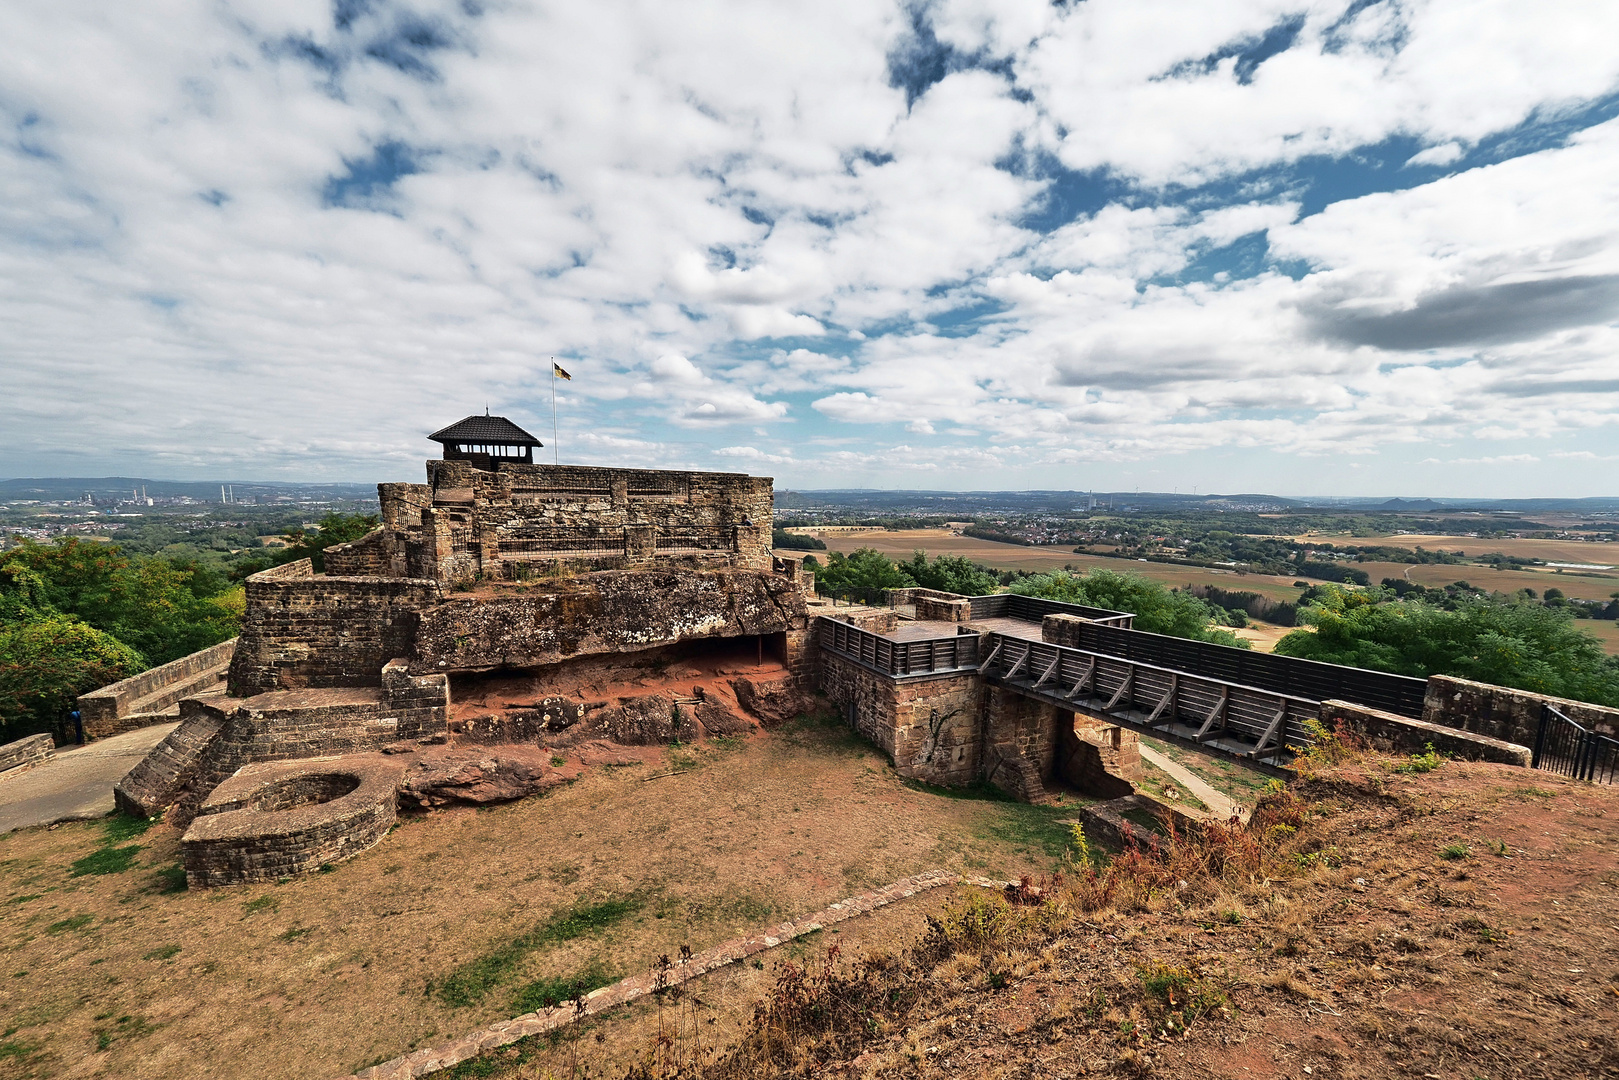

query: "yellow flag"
left=553, top=361, right=572, bottom=381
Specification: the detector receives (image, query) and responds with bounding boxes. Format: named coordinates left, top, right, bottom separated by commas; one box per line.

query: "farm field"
left=794, top=529, right=1310, bottom=602
left=1353, top=559, right=1619, bottom=602
left=0, top=715, right=1087, bottom=1080
left=1286, top=532, right=1619, bottom=567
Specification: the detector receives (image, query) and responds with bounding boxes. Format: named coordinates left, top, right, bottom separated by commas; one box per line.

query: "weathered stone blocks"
left=1322, top=698, right=1532, bottom=765
left=181, top=755, right=406, bottom=887
left=0, top=733, right=54, bottom=776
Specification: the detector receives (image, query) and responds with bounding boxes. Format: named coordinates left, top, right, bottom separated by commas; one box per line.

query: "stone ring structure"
left=180, top=755, right=406, bottom=888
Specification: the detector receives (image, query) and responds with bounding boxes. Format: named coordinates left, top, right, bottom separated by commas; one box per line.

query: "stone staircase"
left=113, top=702, right=228, bottom=819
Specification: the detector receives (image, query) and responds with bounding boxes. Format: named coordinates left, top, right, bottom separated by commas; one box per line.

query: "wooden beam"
left=1005, top=646, right=1032, bottom=681
left=976, top=639, right=1003, bottom=675
left=1195, top=687, right=1229, bottom=741
left=1067, top=658, right=1096, bottom=698
left=1033, top=654, right=1062, bottom=689
left=1146, top=673, right=1178, bottom=725
left=1252, top=701, right=1288, bottom=758
left=1103, top=664, right=1135, bottom=711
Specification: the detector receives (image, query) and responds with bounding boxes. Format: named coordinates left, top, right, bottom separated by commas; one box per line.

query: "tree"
left=1011, top=569, right=1250, bottom=648
left=899, top=551, right=1000, bottom=596
left=0, top=615, right=146, bottom=743
left=230, top=512, right=381, bottom=577
left=814, top=549, right=912, bottom=594
left=1274, top=586, right=1619, bottom=707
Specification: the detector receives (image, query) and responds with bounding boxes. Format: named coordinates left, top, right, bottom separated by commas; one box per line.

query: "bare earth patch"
left=0, top=714, right=1088, bottom=1080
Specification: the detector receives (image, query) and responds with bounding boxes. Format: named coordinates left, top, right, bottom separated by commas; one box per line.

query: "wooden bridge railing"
left=817, top=617, right=980, bottom=677
left=978, top=631, right=1319, bottom=759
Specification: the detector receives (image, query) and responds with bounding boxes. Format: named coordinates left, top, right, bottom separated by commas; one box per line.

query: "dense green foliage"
left=1010, top=569, right=1250, bottom=648
left=899, top=552, right=1002, bottom=595
left=0, top=536, right=252, bottom=742
left=771, top=527, right=827, bottom=551
left=813, top=548, right=914, bottom=594
left=0, top=615, right=147, bottom=744
left=813, top=549, right=1003, bottom=597
left=1275, top=585, right=1619, bottom=707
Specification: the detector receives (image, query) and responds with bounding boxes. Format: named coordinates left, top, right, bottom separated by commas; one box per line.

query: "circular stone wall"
left=180, top=756, right=404, bottom=888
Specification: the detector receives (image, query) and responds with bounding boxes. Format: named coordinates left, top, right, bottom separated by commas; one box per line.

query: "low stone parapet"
left=1321, top=699, right=1531, bottom=766
left=0, top=733, right=54, bottom=777
left=181, top=755, right=406, bottom=887
left=78, top=638, right=236, bottom=738
left=1421, top=675, right=1619, bottom=747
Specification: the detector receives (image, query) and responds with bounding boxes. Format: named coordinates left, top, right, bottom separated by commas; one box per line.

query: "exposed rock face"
left=397, top=751, right=564, bottom=810
left=582, top=693, right=700, bottom=745
left=457, top=697, right=586, bottom=743
left=730, top=674, right=818, bottom=728
left=411, top=568, right=807, bottom=673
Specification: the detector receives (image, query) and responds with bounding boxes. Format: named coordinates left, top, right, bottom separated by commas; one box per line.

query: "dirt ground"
left=0, top=713, right=1091, bottom=1080
left=1227, top=619, right=1298, bottom=653
left=462, top=753, right=1619, bottom=1080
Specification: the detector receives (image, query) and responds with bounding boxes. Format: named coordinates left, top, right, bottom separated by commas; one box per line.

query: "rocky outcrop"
left=730, top=674, right=816, bottom=728
left=411, top=568, right=808, bottom=673
left=397, top=751, right=565, bottom=810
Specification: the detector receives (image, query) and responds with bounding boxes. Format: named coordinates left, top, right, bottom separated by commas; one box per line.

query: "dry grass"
left=0, top=712, right=1091, bottom=1080
left=467, top=735, right=1619, bottom=1080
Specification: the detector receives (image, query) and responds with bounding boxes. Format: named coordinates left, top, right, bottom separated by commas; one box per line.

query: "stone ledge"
left=1321, top=699, right=1531, bottom=767
left=335, top=869, right=1013, bottom=1080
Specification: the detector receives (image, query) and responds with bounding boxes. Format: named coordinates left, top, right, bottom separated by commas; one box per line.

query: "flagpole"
left=550, top=356, right=558, bottom=466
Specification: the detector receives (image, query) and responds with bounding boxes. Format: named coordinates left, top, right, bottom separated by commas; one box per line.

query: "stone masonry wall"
left=982, top=686, right=1060, bottom=801
left=422, top=461, right=774, bottom=577
left=79, top=638, right=236, bottom=737
left=1320, top=699, right=1531, bottom=766
left=228, top=568, right=442, bottom=694
left=0, top=733, right=54, bottom=774
left=816, top=651, right=982, bottom=786
left=1421, top=674, right=1619, bottom=747
left=323, top=528, right=399, bottom=577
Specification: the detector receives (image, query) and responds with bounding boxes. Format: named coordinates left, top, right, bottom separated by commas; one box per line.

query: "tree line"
left=0, top=512, right=378, bottom=745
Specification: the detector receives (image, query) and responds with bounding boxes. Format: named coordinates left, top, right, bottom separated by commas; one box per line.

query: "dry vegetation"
left=0, top=712, right=1092, bottom=1080
left=465, top=734, right=1619, bottom=1080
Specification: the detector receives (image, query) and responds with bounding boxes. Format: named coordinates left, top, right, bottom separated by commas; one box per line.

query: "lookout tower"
left=427, top=413, right=543, bottom=467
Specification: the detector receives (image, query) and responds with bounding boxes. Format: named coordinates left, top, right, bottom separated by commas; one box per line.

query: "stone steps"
left=113, top=704, right=228, bottom=819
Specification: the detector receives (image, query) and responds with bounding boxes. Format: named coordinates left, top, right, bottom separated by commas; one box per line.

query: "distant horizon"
left=3, top=473, right=1616, bottom=508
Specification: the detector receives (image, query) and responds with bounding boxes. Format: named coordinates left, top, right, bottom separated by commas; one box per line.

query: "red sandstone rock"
left=397, top=752, right=564, bottom=809
left=729, top=674, right=815, bottom=728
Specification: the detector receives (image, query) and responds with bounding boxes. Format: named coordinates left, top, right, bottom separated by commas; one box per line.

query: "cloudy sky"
left=5, top=0, right=1619, bottom=496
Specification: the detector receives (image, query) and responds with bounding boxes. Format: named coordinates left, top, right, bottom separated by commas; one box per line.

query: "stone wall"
left=1321, top=699, right=1531, bottom=766
left=228, top=568, right=442, bottom=694
left=115, top=671, right=449, bottom=822
left=78, top=638, right=237, bottom=738
left=411, top=568, right=806, bottom=673
left=323, top=528, right=399, bottom=577
left=416, top=460, right=774, bottom=580
left=1041, top=612, right=1095, bottom=648
left=817, top=651, right=982, bottom=787
left=0, top=733, right=54, bottom=775
left=914, top=595, right=971, bottom=622
left=1421, top=675, right=1619, bottom=747
left=981, top=687, right=1061, bottom=801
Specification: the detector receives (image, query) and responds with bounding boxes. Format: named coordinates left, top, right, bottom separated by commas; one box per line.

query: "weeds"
left=1439, top=842, right=1471, bottom=861
left=1397, top=744, right=1446, bottom=774
left=510, top=959, right=616, bottom=1014
left=141, top=945, right=180, bottom=961
left=46, top=914, right=92, bottom=934
left=242, top=895, right=280, bottom=915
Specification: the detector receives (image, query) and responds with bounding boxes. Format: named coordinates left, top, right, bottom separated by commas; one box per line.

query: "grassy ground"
left=454, top=750, right=1619, bottom=1080
left=0, top=714, right=1093, bottom=1080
